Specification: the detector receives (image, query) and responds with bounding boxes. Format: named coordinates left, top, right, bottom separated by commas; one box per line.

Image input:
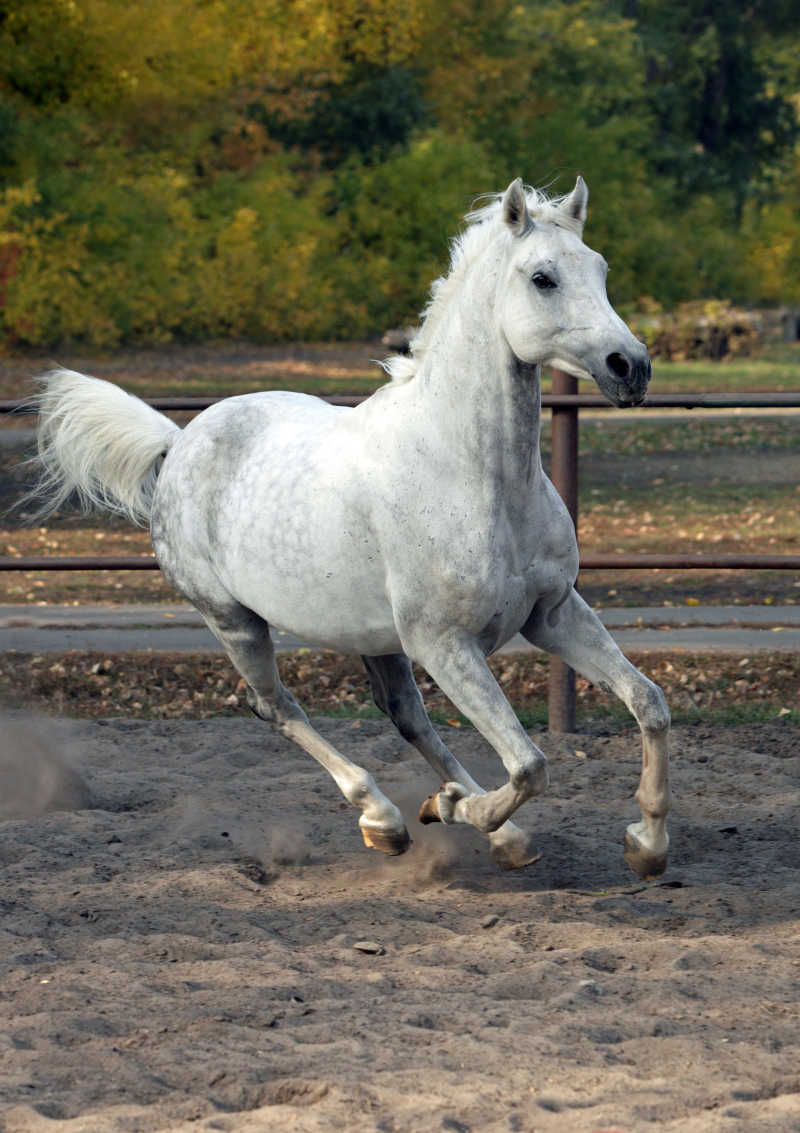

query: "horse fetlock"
left=345, top=771, right=379, bottom=807
left=635, top=787, right=671, bottom=821
left=456, top=792, right=506, bottom=834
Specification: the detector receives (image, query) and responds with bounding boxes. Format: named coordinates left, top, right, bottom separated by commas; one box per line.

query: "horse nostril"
left=607, top=352, right=630, bottom=380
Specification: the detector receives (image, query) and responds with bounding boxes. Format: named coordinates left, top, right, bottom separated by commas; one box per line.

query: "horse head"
left=498, top=177, right=651, bottom=407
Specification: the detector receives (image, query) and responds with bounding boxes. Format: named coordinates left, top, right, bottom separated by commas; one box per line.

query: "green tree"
left=629, top=0, right=799, bottom=218
left=0, top=0, right=798, bottom=348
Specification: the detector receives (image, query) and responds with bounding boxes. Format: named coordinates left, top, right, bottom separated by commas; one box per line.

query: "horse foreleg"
left=397, top=629, right=550, bottom=838
left=201, top=602, right=410, bottom=856
left=521, top=588, right=670, bottom=879
left=362, top=653, right=539, bottom=869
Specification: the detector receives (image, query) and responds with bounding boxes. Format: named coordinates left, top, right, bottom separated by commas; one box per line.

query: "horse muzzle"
left=601, top=350, right=651, bottom=407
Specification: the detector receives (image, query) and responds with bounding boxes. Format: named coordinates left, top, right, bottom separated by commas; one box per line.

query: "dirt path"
left=1, top=713, right=798, bottom=1132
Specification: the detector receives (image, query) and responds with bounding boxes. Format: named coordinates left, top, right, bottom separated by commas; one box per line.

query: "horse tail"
left=22, top=368, right=181, bottom=528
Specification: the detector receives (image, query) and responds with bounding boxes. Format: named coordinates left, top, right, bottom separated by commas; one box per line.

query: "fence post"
left=548, top=369, right=579, bottom=732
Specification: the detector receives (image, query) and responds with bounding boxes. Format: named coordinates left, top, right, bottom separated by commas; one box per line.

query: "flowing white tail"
left=24, top=369, right=180, bottom=527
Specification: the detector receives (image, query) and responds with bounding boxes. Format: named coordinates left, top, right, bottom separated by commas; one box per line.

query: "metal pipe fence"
left=5, top=391, right=800, bottom=413
left=3, top=384, right=800, bottom=730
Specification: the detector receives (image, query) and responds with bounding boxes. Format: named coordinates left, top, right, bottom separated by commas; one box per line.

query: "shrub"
left=630, top=299, right=761, bottom=360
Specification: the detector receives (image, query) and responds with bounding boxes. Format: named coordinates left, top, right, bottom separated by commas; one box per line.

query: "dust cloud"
left=0, top=714, right=92, bottom=819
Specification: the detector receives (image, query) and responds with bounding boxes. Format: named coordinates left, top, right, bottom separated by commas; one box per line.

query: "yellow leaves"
left=744, top=190, right=800, bottom=306
left=228, top=0, right=431, bottom=89
left=0, top=181, right=42, bottom=215
left=685, top=597, right=700, bottom=606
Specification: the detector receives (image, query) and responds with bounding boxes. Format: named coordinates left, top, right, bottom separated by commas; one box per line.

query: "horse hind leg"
left=362, top=653, right=540, bottom=870
left=200, top=601, right=410, bottom=857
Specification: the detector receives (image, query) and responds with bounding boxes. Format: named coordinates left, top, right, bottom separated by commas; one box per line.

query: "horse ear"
left=502, top=178, right=532, bottom=237
left=560, top=175, right=589, bottom=231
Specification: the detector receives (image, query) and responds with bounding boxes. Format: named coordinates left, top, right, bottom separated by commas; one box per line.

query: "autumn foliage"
left=0, top=0, right=798, bottom=348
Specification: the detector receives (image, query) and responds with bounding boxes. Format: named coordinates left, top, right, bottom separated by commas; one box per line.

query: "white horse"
left=28, top=178, right=670, bottom=877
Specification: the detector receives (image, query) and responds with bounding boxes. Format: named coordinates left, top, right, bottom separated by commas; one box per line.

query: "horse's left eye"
left=532, top=272, right=557, bottom=291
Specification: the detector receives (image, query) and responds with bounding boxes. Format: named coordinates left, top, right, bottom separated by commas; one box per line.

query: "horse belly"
left=225, top=531, right=400, bottom=653
left=152, top=397, right=402, bottom=653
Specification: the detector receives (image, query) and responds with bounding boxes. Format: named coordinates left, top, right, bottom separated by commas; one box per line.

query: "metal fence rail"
left=3, top=382, right=800, bottom=730
left=2, top=552, right=797, bottom=572
left=5, top=391, right=800, bottom=413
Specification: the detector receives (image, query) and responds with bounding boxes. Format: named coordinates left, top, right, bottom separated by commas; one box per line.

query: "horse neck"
left=414, top=263, right=543, bottom=491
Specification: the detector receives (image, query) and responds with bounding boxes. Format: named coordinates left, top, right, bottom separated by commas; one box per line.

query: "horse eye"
left=532, top=272, right=557, bottom=291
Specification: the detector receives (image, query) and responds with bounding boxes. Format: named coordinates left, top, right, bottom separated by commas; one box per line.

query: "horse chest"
left=386, top=499, right=571, bottom=646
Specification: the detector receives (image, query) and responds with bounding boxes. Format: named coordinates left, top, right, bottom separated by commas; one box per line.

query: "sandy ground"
left=1, top=712, right=799, bottom=1133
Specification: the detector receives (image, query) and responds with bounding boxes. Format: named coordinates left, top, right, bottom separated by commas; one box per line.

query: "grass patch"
left=568, top=416, right=800, bottom=458
left=579, top=481, right=799, bottom=551
left=642, top=342, right=800, bottom=394
left=668, top=701, right=800, bottom=726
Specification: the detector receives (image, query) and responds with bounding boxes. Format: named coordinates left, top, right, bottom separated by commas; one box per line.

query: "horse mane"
left=381, top=185, right=583, bottom=384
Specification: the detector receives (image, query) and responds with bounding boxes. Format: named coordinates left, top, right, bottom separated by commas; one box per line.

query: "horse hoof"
left=489, top=838, right=542, bottom=872
left=624, top=829, right=667, bottom=880
left=418, top=794, right=442, bottom=825
left=360, top=823, right=411, bottom=856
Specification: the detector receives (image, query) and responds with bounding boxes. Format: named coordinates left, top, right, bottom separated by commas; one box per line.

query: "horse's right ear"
left=559, top=175, right=589, bottom=232
left=502, top=179, right=533, bottom=237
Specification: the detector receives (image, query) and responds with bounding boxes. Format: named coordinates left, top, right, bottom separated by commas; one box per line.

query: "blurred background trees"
left=0, top=0, right=798, bottom=348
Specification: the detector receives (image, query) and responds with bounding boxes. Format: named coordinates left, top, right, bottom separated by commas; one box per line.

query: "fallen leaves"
left=1, top=648, right=797, bottom=724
